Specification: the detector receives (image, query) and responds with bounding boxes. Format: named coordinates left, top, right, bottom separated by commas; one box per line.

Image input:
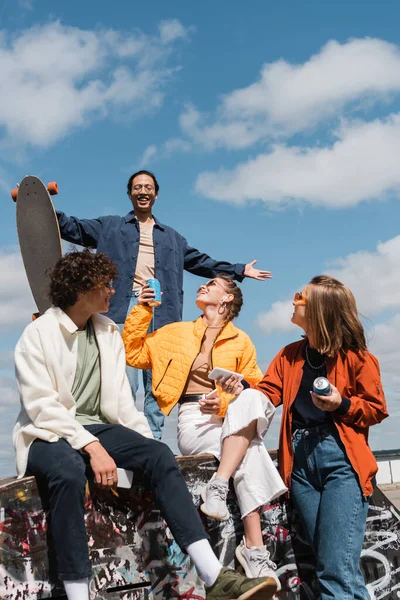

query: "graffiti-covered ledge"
left=0, top=453, right=399, bottom=600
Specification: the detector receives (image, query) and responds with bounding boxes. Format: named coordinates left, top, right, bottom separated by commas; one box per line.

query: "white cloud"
left=221, top=38, right=400, bottom=134
left=257, top=235, right=400, bottom=334
left=328, top=236, right=400, bottom=316
left=0, top=351, right=14, bottom=371
left=256, top=236, right=400, bottom=397
left=0, top=374, right=19, bottom=477
left=0, top=249, right=36, bottom=476
left=138, top=137, right=192, bottom=164
left=195, top=115, right=400, bottom=207
left=0, top=377, right=18, bottom=406
left=163, top=137, right=192, bottom=154
left=17, top=0, right=33, bottom=10
left=139, top=144, right=158, bottom=166
left=369, top=314, right=400, bottom=389
left=0, top=248, right=36, bottom=330
left=0, top=167, right=11, bottom=193
left=0, top=403, right=19, bottom=477
left=0, top=20, right=191, bottom=150
left=158, top=19, right=194, bottom=44
left=178, top=103, right=262, bottom=150
left=178, top=37, right=400, bottom=151
left=256, top=300, right=294, bottom=334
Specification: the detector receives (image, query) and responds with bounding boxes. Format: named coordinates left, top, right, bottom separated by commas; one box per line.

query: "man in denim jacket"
left=56, top=170, right=271, bottom=439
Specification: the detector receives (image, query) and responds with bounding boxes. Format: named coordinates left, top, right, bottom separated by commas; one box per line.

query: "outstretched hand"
left=244, top=260, right=272, bottom=281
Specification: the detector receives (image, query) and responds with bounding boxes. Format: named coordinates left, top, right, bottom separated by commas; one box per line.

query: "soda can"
left=146, top=278, right=162, bottom=307
left=313, top=376, right=331, bottom=396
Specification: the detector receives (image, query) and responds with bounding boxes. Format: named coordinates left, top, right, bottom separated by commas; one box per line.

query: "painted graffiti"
left=0, top=456, right=399, bottom=599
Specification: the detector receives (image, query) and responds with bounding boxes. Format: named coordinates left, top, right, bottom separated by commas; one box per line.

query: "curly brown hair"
left=217, top=275, right=243, bottom=322
left=49, top=249, right=118, bottom=310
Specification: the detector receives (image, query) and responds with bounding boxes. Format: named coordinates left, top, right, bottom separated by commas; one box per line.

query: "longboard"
left=13, top=176, right=62, bottom=315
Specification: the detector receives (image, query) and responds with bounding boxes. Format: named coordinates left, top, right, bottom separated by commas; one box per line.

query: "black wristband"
left=335, top=396, right=351, bottom=415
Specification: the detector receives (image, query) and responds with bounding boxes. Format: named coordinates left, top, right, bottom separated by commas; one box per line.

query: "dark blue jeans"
left=27, top=424, right=207, bottom=581
left=291, top=424, right=370, bottom=600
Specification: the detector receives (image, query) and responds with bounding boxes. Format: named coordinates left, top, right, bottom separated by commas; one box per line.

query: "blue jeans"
left=291, top=424, right=369, bottom=600
left=118, top=293, right=165, bottom=440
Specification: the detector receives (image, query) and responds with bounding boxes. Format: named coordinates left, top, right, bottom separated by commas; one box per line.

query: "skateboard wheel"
left=47, top=182, right=58, bottom=195
left=11, top=188, right=18, bottom=202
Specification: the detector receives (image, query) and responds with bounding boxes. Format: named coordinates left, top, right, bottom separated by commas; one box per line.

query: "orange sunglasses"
left=294, top=292, right=307, bottom=303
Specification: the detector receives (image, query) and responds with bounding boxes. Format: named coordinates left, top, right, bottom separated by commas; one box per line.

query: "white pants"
left=177, top=389, right=287, bottom=518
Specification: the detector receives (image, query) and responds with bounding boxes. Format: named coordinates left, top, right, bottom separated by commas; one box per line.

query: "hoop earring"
left=218, top=302, right=226, bottom=315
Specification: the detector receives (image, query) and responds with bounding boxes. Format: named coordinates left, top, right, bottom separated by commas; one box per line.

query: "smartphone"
left=208, top=367, right=244, bottom=381
left=116, top=468, right=134, bottom=489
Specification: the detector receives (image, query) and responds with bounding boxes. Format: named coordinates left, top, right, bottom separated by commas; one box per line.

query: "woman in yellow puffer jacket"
left=123, top=276, right=286, bottom=585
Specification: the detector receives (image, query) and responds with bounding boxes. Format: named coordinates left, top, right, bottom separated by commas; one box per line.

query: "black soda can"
left=146, top=278, right=162, bottom=307
left=313, top=377, right=331, bottom=396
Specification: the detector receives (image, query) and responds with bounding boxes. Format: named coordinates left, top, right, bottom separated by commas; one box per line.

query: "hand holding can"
left=312, top=377, right=331, bottom=396
left=146, top=278, right=162, bottom=307
left=138, top=284, right=155, bottom=306
left=311, top=378, right=343, bottom=412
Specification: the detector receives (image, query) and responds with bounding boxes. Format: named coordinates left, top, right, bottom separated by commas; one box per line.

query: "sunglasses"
left=198, top=279, right=228, bottom=293
left=104, top=281, right=114, bottom=290
left=294, top=292, right=307, bottom=303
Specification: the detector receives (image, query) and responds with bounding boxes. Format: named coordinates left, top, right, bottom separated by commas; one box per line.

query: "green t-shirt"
left=72, top=319, right=109, bottom=426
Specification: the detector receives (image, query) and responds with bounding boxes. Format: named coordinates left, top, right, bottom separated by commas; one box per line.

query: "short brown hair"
left=218, top=275, right=243, bottom=322
left=49, top=249, right=118, bottom=310
left=306, top=275, right=367, bottom=357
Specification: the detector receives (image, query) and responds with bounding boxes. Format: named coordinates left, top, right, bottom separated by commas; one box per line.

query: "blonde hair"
left=306, top=275, right=367, bottom=357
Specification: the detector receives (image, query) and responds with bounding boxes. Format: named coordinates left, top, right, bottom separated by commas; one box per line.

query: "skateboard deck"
left=15, top=176, right=62, bottom=315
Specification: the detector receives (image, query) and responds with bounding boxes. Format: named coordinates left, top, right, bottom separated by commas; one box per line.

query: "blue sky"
left=0, top=0, right=399, bottom=475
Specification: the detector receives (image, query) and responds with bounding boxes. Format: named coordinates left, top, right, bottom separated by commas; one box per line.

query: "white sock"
left=186, top=539, right=222, bottom=587
left=63, top=579, right=89, bottom=600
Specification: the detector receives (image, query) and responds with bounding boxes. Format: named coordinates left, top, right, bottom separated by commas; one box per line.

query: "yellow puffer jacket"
left=123, top=305, right=263, bottom=417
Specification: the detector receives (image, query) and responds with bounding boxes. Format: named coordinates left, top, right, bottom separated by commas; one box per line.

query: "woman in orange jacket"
left=222, top=275, right=388, bottom=600
left=123, top=276, right=286, bottom=587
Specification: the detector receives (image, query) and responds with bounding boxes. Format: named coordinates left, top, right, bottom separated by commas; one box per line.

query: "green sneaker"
left=205, top=567, right=278, bottom=600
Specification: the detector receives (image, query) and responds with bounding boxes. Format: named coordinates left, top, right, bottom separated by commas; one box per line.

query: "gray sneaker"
left=200, top=474, right=229, bottom=521
left=235, top=538, right=281, bottom=591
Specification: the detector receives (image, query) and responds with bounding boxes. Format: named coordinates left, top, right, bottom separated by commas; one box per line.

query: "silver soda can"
left=146, top=278, right=162, bottom=307
left=313, top=376, right=331, bottom=396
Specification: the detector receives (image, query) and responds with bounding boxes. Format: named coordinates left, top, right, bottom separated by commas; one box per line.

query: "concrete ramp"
left=0, top=454, right=399, bottom=599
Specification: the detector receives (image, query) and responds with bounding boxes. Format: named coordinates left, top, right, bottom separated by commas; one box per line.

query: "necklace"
left=305, top=344, right=325, bottom=370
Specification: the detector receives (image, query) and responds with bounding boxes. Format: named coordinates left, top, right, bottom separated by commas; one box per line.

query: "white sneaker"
left=235, top=538, right=281, bottom=591
left=200, top=473, right=229, bottom=521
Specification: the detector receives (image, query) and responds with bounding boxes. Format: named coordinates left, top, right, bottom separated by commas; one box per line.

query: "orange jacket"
left=255, top=339, right=388, bottom=496
left=123, top=305, right=263, bottom=417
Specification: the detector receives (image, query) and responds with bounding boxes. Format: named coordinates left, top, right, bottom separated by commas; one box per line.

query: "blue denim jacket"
left=56, top=211, right=245, bottom=328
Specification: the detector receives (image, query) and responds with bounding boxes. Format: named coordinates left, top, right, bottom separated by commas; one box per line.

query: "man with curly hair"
left=13, top=250, right=278, bottom=600
left=55, top=170, right=272, bottom=441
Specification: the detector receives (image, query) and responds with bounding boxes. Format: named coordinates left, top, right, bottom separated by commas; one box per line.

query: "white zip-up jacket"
left=13, top=306, right=153, bottom=477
